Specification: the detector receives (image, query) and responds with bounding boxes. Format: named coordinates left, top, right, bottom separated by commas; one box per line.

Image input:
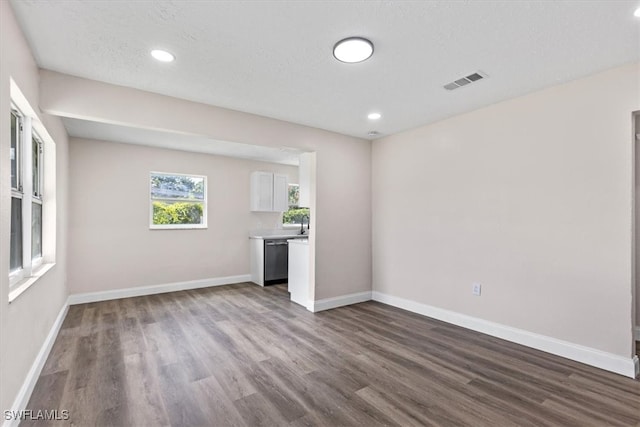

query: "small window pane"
left=32, top=137, right=41, bottom=197
left=283, top=207, right=309, bottom=225
left=150, top=174, right=204, bottom=200
left=10, top=197, right=23, bottom=272
left=11, top=112, right=19, bottom=190
left=288, top=184, right=300, bottom=207
left=152, top=200, right=204, bottom=225
left=32, top=202, right=42, bottom=259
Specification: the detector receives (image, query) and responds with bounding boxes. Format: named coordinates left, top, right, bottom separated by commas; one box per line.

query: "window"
left=9, top=107, right=48, bottom=291
left=283, top=183, right=309, bottom=225
left=8, top=80, right=57, bottom=302
left=150, top=172, right=207, bottom=229
left=32, top=135, right=43, bottom=261
left=10, top=110, right=23, bottom=273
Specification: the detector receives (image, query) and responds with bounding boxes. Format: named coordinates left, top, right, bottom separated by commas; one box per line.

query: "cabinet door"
left=273, top=174, right=289, bottom=212
left=250, top=171, right=273, bottom=211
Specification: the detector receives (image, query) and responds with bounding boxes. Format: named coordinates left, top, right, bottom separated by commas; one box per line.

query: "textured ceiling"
left=10, top=0, right=640, bottom=140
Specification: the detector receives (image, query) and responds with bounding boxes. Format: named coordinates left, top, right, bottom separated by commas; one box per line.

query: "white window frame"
left=8, top=79, right=57, bottom=302
left=31, top=133, right=44, bottom=269
left=149, top=171, right=208, bottom=230
left=9, top=107, right=42, bottom=285
left=9, top=108, right=25, bottom=281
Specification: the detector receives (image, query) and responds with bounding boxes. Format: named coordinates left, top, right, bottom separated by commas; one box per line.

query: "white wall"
left=373, top=63, right=639, bottom=358
left=0, top=1, right=69, bottom=413
left=40, top=71, right=372, bottom=301
left=68, top=138, right=297, bottom=294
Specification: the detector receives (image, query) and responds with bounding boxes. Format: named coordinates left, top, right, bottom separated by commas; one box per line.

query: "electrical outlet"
left=472, top=282, right=482, bottom=296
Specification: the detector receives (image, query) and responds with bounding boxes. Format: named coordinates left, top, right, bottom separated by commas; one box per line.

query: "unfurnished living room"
left=1, top=1, right=640, bottom=426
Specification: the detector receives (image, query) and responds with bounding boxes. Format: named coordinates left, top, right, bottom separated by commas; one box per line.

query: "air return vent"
left=444, top=72, right=486, bottom=91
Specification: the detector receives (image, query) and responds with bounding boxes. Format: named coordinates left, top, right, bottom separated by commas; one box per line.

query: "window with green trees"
left=283, top=184, right=309, bottom=225
left=150, top=172, right=206, bottom=228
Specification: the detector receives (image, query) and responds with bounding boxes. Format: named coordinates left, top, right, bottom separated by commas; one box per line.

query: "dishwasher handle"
left=265, top=241, right=288, bottom=246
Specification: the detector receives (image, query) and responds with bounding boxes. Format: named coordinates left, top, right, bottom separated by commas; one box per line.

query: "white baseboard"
left=67, top=274, right=251, bottom=305
left=3, top=302, right=69, bottom=427
left=309, top=291, right=372, bottom=313
left=372, top=291, right=639, bottom=379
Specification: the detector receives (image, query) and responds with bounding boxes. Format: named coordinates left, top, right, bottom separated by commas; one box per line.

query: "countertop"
left=249, top=233, right=308, bottom=239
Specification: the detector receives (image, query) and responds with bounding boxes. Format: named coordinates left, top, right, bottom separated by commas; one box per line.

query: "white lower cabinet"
left=288, top=239, right=309, bottom=308
left=250, top=237, right=265, bottom=286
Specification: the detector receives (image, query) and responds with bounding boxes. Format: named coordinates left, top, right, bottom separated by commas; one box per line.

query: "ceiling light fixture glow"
left=368, top=112, right=382, bottom=120
left=333, top=37, right=374, bottom=63
left=635, top=7, right=640, bottom=17
left=151, top=49, right=175, bottom=62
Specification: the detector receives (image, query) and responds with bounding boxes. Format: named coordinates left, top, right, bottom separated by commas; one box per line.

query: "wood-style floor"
left=25, top=283, right=640, bottom=426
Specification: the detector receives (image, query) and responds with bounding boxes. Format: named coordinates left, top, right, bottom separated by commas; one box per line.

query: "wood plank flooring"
left=24, top=283, right=640, bottom=426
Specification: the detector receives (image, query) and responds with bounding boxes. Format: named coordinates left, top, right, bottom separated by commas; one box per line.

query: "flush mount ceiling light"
left=151, top=49, right=175, bottom=62
left=367, top=112, right=382, bottom=120
left=635, top=7, right=640, bottom=17
left=333, top=37, right=374, bottom=63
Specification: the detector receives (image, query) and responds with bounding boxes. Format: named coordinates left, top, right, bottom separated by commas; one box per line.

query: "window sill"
left=149, top=225, right=208, bottom=230
left=8, top=262, right=55, bottom=303
left=282, top=224, right=303, bottom=229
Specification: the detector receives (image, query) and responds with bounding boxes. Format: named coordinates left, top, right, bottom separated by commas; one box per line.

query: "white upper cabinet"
left=272, top=174, right=289, bottom=212
left=250, top=171, right=274, bottom=211
left=250, top=171, right=288, bottom=212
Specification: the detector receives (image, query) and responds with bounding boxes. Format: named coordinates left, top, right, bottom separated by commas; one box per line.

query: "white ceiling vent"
left=444, top=72, right=487, bottom=91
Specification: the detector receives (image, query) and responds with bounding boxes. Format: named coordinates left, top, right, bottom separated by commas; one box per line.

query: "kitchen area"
left=249, top=152, right=314, bottom=310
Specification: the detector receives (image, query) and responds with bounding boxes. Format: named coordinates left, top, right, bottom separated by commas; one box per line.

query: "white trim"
left=3, top=303, right=68, bottom=427
left=282, top=224, right=303, bottom=230
left=8, top=263, right=55, bottom=303
left=308, top=291, right=372, bottom=313
left=149, top=171, right=207, bottom=229
left=67, top=274, right=251, bottom=305
left=149, top=224, right=208, bottom=230
left=372, top=291, right=639, bottom=379
left=635, top=326, right=640, bottom=341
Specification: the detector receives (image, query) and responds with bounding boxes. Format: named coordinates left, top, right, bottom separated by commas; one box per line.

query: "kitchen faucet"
left=300, top=214, right=309, bottom=235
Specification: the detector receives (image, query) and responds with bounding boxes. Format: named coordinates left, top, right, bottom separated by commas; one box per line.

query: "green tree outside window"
left=283, top=184, right=309, bottom=224
left=150, top=172, right=206, bottom=227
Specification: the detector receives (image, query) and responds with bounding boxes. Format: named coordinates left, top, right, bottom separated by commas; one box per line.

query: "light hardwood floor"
left=24, top=283, right=640, bottom=426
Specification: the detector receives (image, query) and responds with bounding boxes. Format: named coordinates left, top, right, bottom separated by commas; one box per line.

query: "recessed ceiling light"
left=635, top=7, right=640, bottom=17
left=333, top=37, right=374, bottom=63
left=368, top=112, right=382, bottom=120
left=151, top=49, right=175, bottom=62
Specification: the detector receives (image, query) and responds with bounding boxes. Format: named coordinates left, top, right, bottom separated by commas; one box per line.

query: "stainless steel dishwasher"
left=263, top=238, right=289, bottom=285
